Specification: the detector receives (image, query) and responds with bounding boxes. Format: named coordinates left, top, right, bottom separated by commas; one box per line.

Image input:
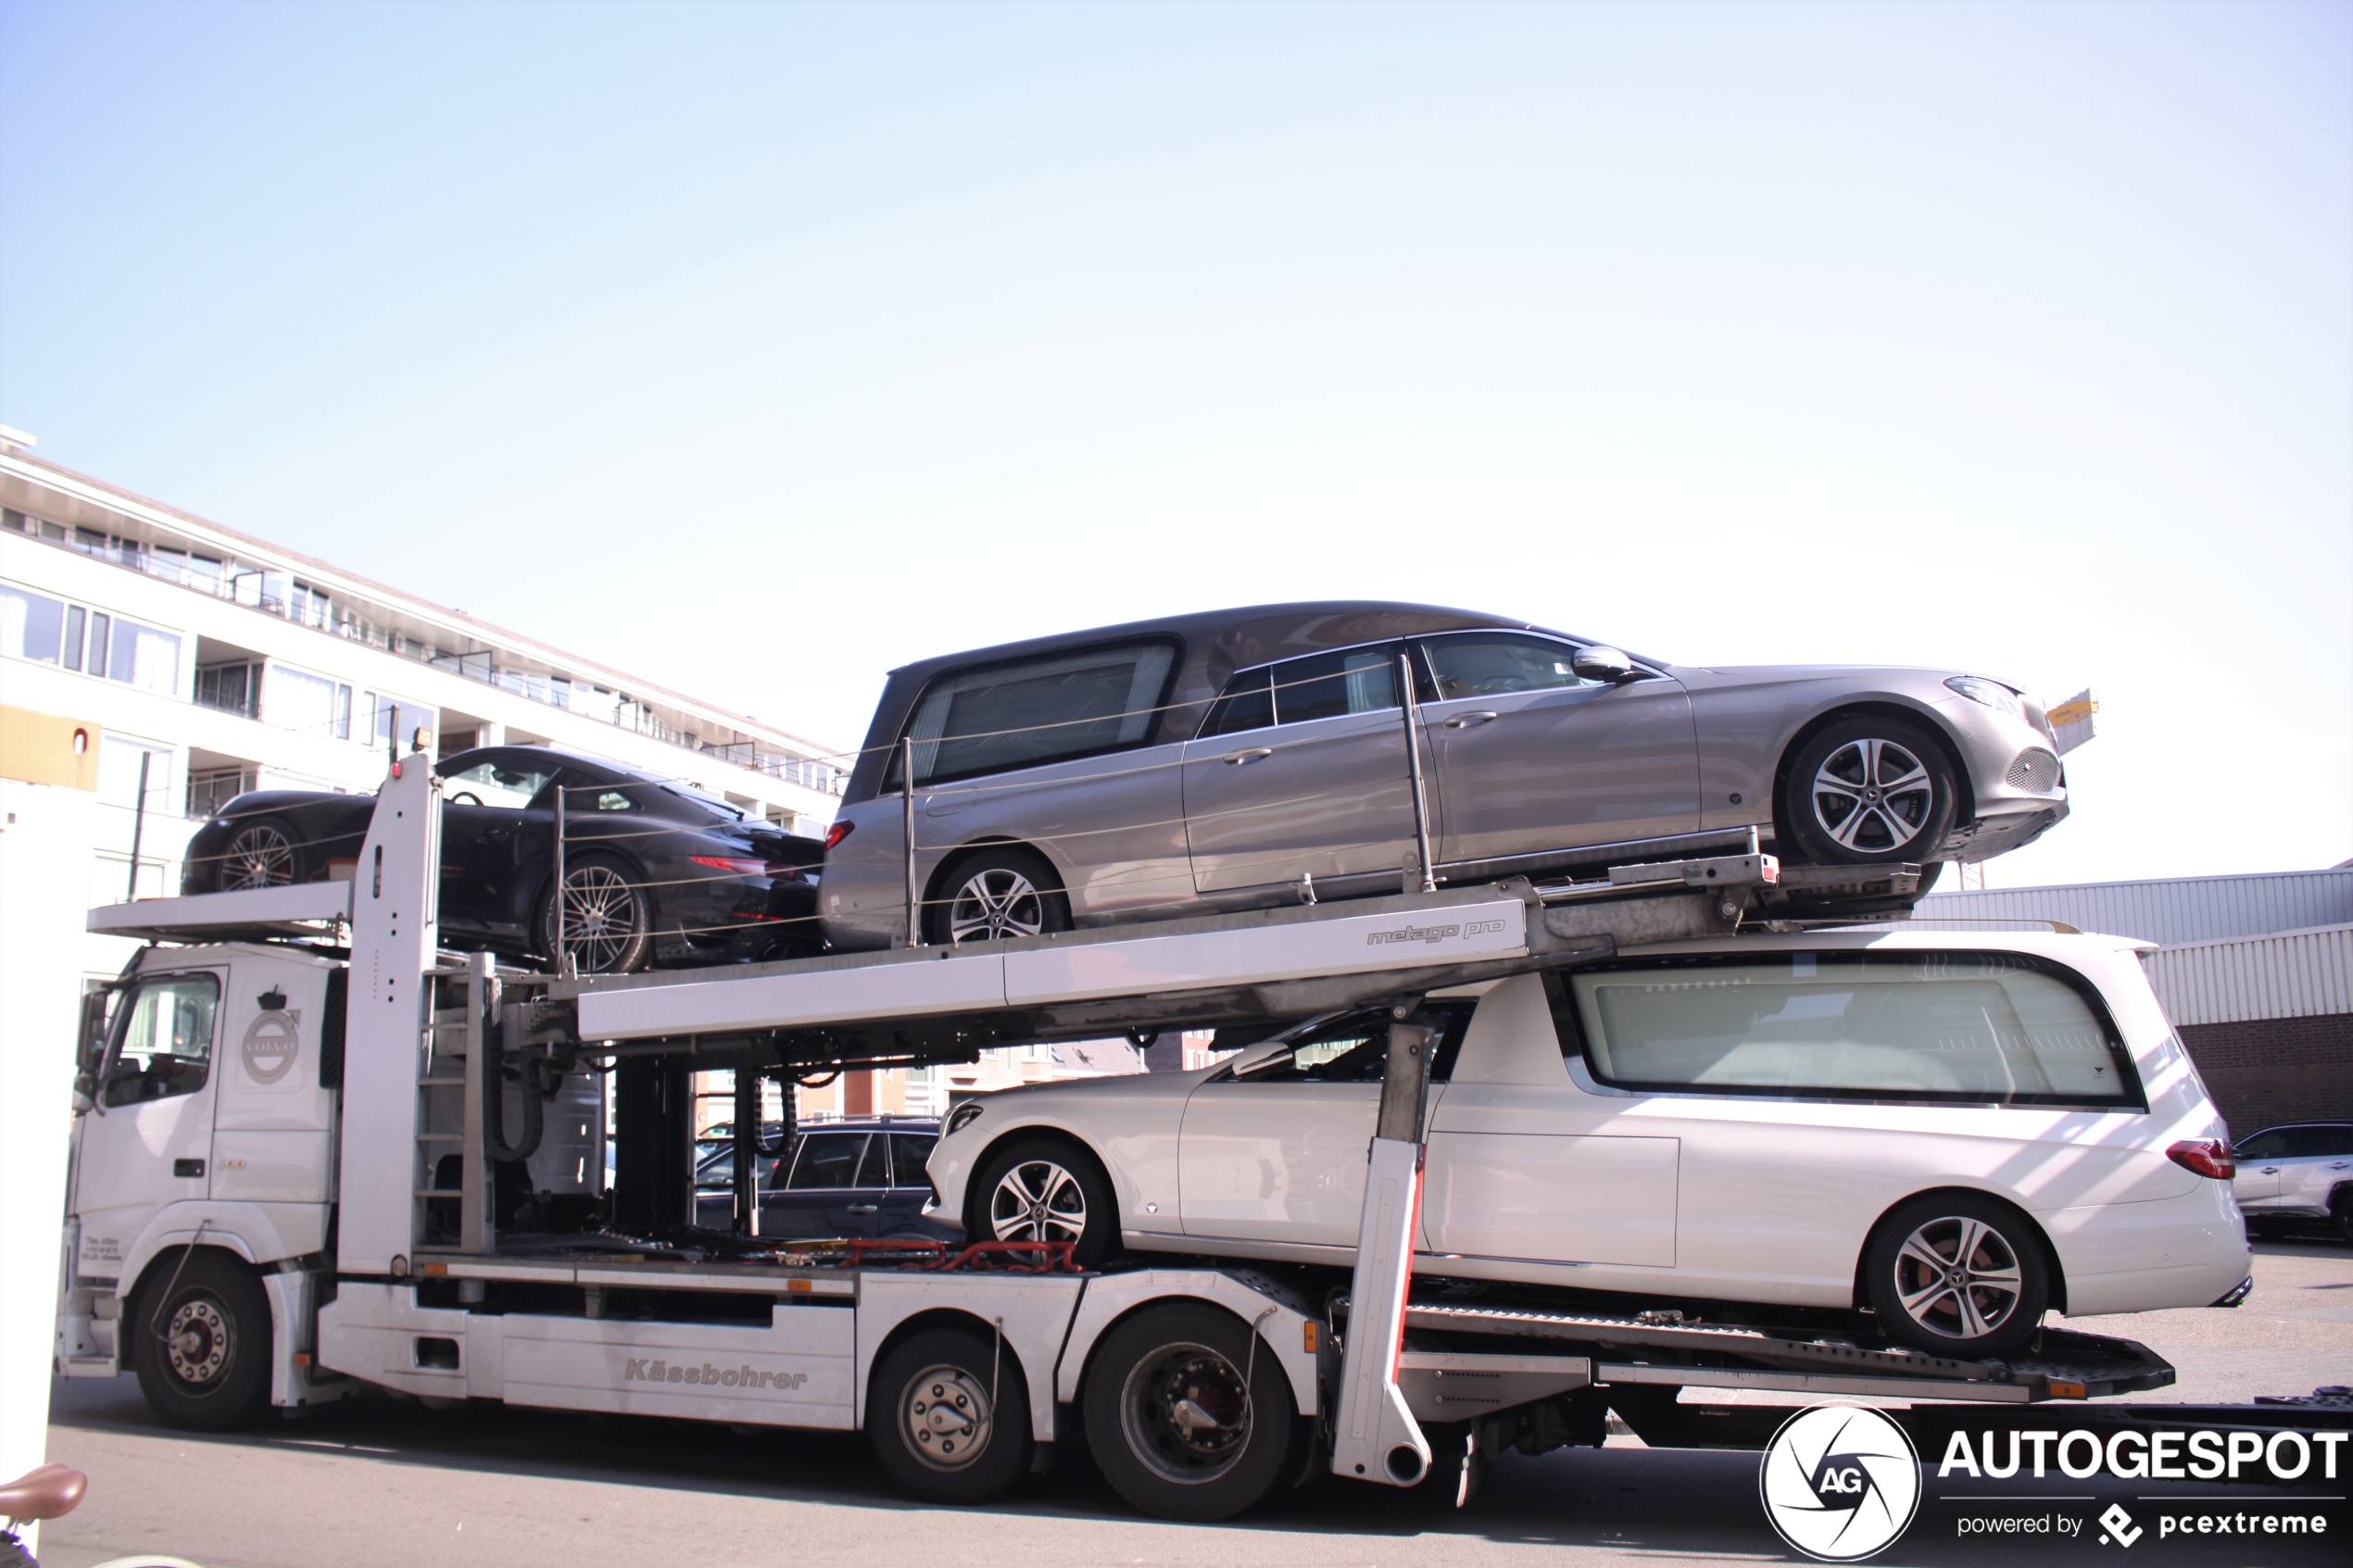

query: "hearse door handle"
left=1443, top=711, right=1499, bottom=728
left=846, top=1204, right=880, bottom=1214
left=1223, top=748, right=1273, bottom=766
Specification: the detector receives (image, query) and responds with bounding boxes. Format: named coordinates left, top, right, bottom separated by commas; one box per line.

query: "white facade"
left=0, top=443, right=847, bottom=985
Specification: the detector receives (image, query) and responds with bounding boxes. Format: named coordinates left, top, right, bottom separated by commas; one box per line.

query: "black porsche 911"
left=180, top=745, right=824, bottom=972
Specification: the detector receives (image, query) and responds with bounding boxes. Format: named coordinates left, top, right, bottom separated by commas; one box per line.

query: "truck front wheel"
left=131, top=1249, right=272, bottom=1431
left=1082, top=1303, right=1300, bottom=1522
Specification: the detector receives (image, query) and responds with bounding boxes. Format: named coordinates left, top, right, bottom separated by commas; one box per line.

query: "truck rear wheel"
left=1082, top=1303, right=1299, bottom=1522
left=866, top=1325, right=1033, bottom=1505
left=131, top=1249, right=272, bottom=1431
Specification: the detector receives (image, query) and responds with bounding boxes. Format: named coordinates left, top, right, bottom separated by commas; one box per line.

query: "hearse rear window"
left=1560, top=951, right=2143, bottom=1109
left=894, top=639, right=1178, bottom=786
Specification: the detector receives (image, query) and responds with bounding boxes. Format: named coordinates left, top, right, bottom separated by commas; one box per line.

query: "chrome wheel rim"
left=946, top=867, right=1046, bottom=944
left=1119, top=1341, right=1252, bottom=1485
left=547, top=864, right=644, bottom=972
left=221, top=823, right=295, bottom=888
left=164, top=1296, right=233, bottom=1388
left=988, top=1159, right=1086, bottom=1246
left=900, top=1362, right=994, bottom=1472
left=1811, top=738, right=1934, bottom=853
left=1893, top=1216, right=2024, bottom=1341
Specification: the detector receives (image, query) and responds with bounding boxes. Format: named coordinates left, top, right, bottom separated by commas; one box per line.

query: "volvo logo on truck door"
left=241, top=1009, right=302, bottom=1085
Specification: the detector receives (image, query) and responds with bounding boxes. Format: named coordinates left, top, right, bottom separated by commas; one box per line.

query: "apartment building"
left=0, top=433, right=846, bottom=985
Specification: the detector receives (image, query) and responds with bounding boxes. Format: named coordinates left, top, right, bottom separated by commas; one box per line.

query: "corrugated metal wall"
left=1913, top=868, right=2353, bottom=945
left=2140, top=923, right=2353, bottom=1028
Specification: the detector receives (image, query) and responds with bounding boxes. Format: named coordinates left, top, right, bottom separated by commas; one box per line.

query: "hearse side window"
left=1558, top=952, right=2144, bottom=1110
left=1200, top=667, right=1274, bottom=738
left=1420, top=632, right=1600, bottom=701
left=892, top=639, right=1178, bottom=787
left=1271, top=644, right=1399, bottom=724
left=101, top=972, right=220, bottom=1108
left=1225, top=1001, right=1478, bottom=1085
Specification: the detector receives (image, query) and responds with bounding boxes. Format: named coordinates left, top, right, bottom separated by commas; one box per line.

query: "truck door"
left=208, top=960, right=335, bottom=1205
left=72, top=968, right=225, bottom=1282
left=1181, top=644, right=1435, bottom=895
left=1413, top=631, right=1700, bottom=865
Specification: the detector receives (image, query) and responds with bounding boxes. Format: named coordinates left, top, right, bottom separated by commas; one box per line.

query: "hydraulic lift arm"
left=1329, top=1009, right=1438, bottom=1486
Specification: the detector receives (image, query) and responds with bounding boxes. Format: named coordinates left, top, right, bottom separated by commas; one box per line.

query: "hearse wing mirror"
left=1571, top=646, right=1639, bottom=684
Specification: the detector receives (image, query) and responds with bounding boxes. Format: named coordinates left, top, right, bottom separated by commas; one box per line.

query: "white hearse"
left=55, top=753, right=2209, bottom=1520
left=929, top=933, right=2251, bottom=1360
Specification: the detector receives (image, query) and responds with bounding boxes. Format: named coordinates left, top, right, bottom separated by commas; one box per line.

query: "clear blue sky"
left=3, top=1, right=2347, bottom=884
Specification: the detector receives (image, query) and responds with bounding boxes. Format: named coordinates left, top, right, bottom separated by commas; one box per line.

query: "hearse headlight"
left=1944, top=675, right=2023, bottom=720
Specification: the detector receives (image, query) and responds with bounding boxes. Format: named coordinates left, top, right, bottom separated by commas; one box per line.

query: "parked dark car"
left=181, top=744, right=824, bottom=972
left=692, top=1118, right=951, bottom=1241
left=819, top=600, right=2072, bottom=948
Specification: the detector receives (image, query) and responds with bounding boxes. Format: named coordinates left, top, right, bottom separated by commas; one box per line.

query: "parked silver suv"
left=818, top=601, right=2070, bottom=948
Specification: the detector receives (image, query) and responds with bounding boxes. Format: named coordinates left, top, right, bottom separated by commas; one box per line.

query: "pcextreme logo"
left=1759, top=1404, right=1923, bottom=1562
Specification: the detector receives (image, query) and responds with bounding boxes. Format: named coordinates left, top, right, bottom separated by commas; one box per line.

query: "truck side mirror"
left=1571, top=646, right=1639, bottom=683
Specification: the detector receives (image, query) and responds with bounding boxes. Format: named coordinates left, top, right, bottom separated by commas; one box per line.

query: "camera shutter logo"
left=242, top=1009, right=303, bottom=1085
left=1758, top=1405, right=1921, bottom=1562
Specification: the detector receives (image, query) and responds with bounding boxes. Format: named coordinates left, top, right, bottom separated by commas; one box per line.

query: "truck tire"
left=1082, top=1303, right=1299, bottom=1522
left=969, top=1136, right=1118, bottom=1268
left=866, top=1325, right=1033, bottom=1504
left=1779, top=716, right=1958, bottom=867
left=1863, top=1193, right=2050, bottom=1360
left=131, top=1249, right=273, bottom=1431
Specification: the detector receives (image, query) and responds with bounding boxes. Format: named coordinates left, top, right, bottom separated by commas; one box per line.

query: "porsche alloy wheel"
left=220, top=820, right=297, bottom=889
left=540, top=859, right=651, bottom=974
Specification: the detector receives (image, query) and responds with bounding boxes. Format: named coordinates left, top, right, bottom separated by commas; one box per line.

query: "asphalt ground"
left=32, top=1239, right=2352, bottom=1568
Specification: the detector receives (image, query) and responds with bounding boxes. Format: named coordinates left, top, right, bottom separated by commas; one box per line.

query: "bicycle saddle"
left=0, top=1464, right=87, bottom=1523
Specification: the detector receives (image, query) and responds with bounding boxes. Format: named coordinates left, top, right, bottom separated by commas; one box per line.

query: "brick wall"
left=2177, top=1011, right=2353, bottom=1136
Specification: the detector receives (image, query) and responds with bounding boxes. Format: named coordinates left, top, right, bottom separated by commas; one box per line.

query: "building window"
left=188, top=766, right=258, bottom=819
left=107, top=616, right=180, bottom=692
left=1, top=584, right=65, bottom=662
left=362, top=691, right=432, bottom=751
left=195, top=663, right=260, bottom=719
left=268, top=662, right=353, bottom=740
left=98, top=735, right=174, bottom=813
left=0, top=583, right=179, bottom=692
